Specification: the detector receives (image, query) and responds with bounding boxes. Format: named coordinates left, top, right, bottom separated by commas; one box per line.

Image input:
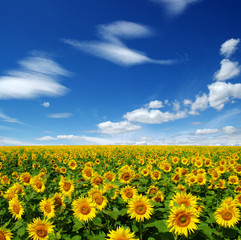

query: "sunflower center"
left=80, top=204, right=91, bottom=215
left=153, top=172, right=159, bottom=178
left=178, top=200, right=190, bottom=207
left=150, top=189, right=157, bottom=194
left=36, top=181, right=43, bottom=189
left=24, top=176, right=30, bottom=183
left=135, top=203, right=147, bottom=215
left=63, top=182, right=71, bottom=191
left=0, top=231, right=6, bottom=240
left=44, top=205, right=51, bottom=213
left=176, top=213, right=191, bottom=227
left=95, top=196, right=103, bottom=205
left=94, top=177, right=103, bottom=185
left=122, top=173, right=130, bottom=181
left=221, top=210, right=233, bottom=221
left=13, top=204, right=20, bottom=214
left=54, top=197, right=62, bottom=210
left=125, top=191, right=133, bottom=198
left=85, top=170, right=92, bottom=177
left=35, top=226, right=47, bottom=238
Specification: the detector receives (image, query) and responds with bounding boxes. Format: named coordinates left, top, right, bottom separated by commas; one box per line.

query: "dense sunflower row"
left=0, top=145, right=241, bottom=240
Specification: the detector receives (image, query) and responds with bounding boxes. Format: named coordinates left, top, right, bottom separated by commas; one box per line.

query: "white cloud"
left=220, top=38, right=240, bottom=58
left=208, top=82, right=241, bottom=110
left=150, top=0, right=201, bottom=16
left=173, top=101, right=180, bottom=111
left=0, top=55, right=69, bottom=99
left=189, top=93, right=208, bottom=115
left=123, top=108, right=187, bottom=124
left=35, top=136, right=56, bottom=141
left=0, top=111, right=25, bottom=125
left=214, top=59, right=240, bottom=81
left=47, top=113, right=73, bottom=118
left=63, top=21, right=176, bottom=66
left=42, top=102, right=50, bottom=108
left=183, top=99, right=192, bottom=105
left=97, top=121, right=141, bottom=134
left=147, top=100, right=164, bottom=108
left=223, top=126, right=237, bottom=134
left=195, top=128, right=219, bottom=135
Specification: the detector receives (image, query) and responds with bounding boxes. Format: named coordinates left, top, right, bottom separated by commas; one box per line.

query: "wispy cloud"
left=0, top=111, right=25, bottom=125
left=47, top=113, right=73, bottom=119
left=0, top=54, right=70, bottom=99
left=63, top=21, right=176, bottom=66
left=150, top=0, right=201, bottom=16
left=0, top=136, right=33, bottom=146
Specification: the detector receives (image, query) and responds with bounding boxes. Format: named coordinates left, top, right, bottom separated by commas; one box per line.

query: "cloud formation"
left=97, top=121, right=141, bottom=134
left=0, top=55, right=69, bottom=99
left=220, top=38, right=240, bottom=58
left=42, top=102, right=50, bottom=108
left=214, top=59, right=240, bottom=81
left=195, top=128, right=219, bottom=135
left=147, top=100, right=164, bottom=108
left=208, top=82, right=241, bottom=110
left=123, top=108, right=187, bottom=124
left=63, top=21, right=176, bottom=66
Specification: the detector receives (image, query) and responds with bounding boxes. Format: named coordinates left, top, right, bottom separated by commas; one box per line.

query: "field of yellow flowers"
left=1, top=145, right=241, bottom=240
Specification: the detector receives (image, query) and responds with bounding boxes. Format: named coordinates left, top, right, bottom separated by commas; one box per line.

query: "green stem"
left=139, top=221, right=143, bottom=240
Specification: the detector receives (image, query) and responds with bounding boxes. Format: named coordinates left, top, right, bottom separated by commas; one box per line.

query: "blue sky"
left=1, top=0, right=241, bottom=146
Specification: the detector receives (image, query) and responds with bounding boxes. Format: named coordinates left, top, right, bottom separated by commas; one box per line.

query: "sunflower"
left=152, top=190, right=164, bottom=203
left=8, top=197, right=24, bottom=220
left=0, top=227, right=13, bottom=240
left=91, top=173, right=104, bottom=186
left=82, top=167, right=94, bottom=180
left=167, top=204, right=200, bottom=237
left=120, top=185, right=137, bottom=202
left=228, top=175, right=239, bottom=185
left=214, top=203, right=240, bottom=228
left=127, top=194, right=153, bottom=222
left=103, top=171, right=116, bottom=182
left=151, top=170, right=161, bottom=180
left=147, top=185, right=159, bottom=195
left=119, top=169, right=134, bottom=184
left=106, top=226, right=138, bottom=240
left=27, top=218, right=54, bottom=240
left=68, top=159, right=77, bottom=170
left=88, top=187, right=108, bottom=210
left=20, top=172, right=31, bottom=186
left=72, top=196, right=96, bottom=222
left=52, top=192, right=65, bottom=211
left=235, top=194, right=241, bottom=207
left=40, top=198, right=55, bottom=219
left=171, top=173, right=181, bottom=184
left=59, top=176, right=75, bottom=198
left=169, top=192, right=198, bottom=208
left=196, top=174, right=206, bottom=186
left=31, top=176, right=45, bottom=193
left=4, top=187, right=17, bottom=200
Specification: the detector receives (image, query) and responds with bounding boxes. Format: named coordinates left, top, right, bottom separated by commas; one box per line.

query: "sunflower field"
left=1, top=145, right=241, bottom=240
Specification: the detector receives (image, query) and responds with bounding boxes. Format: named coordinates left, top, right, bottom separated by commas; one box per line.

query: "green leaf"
left=72, top=235, right=82, bottom=240
left=198, top=223, right=213, bottom=239
left=144, top=220, right=168, bottom=233
left=17, top=226, right=25, bottom=237
left=72, top=219, right=84, bottom=232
